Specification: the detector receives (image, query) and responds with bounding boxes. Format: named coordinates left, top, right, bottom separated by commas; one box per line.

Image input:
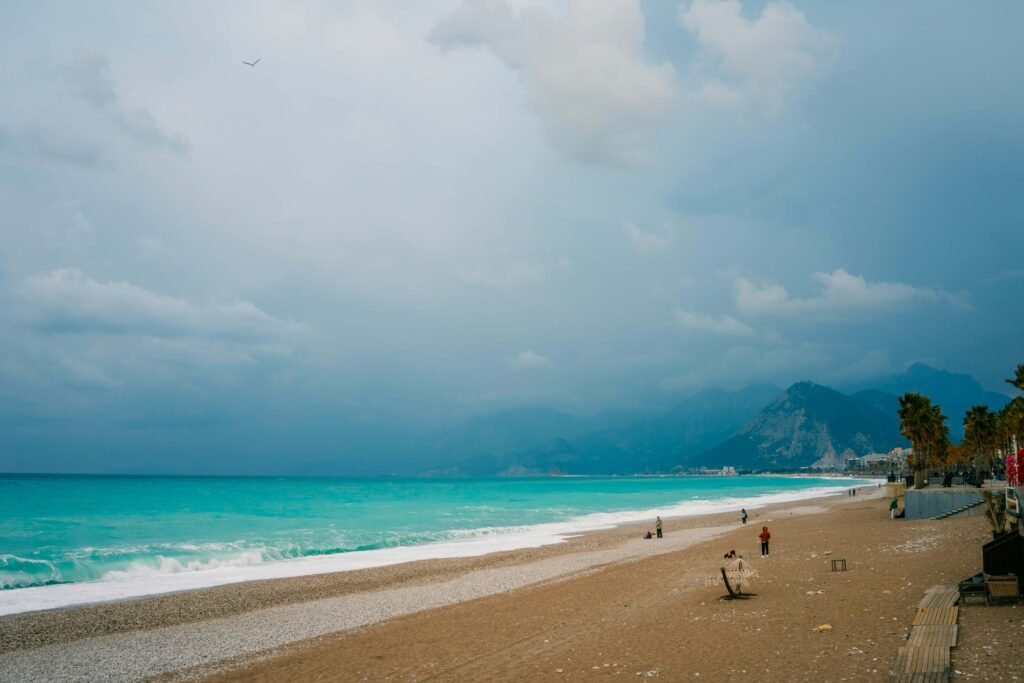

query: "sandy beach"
left=2, top=485, right=1022, bottom=682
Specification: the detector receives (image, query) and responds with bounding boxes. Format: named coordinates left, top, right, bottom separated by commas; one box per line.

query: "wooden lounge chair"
left=985, top=574, right=1020, bottom=606
left=958, top=573, right=987, bottom=605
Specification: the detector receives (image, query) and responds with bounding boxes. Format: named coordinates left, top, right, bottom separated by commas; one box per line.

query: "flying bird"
left=242, top=58, right=261, bottom=67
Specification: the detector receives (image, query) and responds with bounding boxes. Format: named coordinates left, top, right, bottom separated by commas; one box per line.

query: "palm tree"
left=899, top=393, right=927, bottom=487
left=1006, top=363, right=1024, bottom=394
left=899, top=393, right=948, bottom=488
left=1005, top=362, right=1024, bottom=454
left=964, top=405, right=997, bottom=477
left=998, top=397, right=1024, bottom=456
left=926, top=403, right=951, bottom=471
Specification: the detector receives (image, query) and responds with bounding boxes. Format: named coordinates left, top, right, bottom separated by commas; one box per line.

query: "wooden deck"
left=911, top=606, right=958, bottom=626
left=890, top=585, right=959, bottom=683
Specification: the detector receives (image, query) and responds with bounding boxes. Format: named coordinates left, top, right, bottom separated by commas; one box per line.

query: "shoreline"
left=0, top=487, right=902, bottom=682
left=199, top=486, right=1001, bottom=683
left=0, top=477, right=877, bottom=617
left=0, top=505, right=752, bottom=653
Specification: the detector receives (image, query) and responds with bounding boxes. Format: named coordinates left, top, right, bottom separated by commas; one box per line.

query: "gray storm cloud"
left=0, top=0, right=1020, bottom=474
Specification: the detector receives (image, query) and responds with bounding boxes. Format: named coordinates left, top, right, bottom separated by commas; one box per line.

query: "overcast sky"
left=1, top=1, right=1022, bottom=473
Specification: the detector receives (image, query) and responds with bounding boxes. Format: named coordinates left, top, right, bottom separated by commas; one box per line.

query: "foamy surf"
left=0, top=480, right=870, bottom=616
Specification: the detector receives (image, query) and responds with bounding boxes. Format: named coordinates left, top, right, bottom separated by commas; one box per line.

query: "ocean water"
left=0, top=474, right=872, bottom=615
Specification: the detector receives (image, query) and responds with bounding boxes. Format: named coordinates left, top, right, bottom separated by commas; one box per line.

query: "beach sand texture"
left=2, top=487, right=1022, bottom=682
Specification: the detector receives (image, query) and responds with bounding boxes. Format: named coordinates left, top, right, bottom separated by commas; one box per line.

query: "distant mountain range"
left=700, top=382, right=904, bottom=470
left=421, top=364, right=1011, bottom=476
left=841, top=363, right=1010, bottom=441
left=422, top=384, right=780, bottom=476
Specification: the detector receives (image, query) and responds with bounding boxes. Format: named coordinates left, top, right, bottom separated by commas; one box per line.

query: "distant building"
left=889, top=447, right=911, bottom=466
left=845, top=452, right=900, bottom=470
left=696, top=466, right=738, bottom=476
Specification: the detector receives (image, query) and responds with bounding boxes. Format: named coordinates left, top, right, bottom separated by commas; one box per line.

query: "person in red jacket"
left=758, top=526, right=771, bottom=557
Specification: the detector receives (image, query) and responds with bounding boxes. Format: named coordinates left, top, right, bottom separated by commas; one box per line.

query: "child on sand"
left=758, top=526, right=771, bottom=556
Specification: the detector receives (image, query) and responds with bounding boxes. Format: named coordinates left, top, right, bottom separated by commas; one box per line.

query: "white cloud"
left=35, top=202, right=95, bottom=248
left=431, top=0, right=675, bottom=165
left=59, top=51, right=188, bottom=154
left=10, top=269, right=308, bottom=393
left=324, top=11, right=413, bottom=65
left=624, top=222, right=671, bottom=252
left=135, top=235, right=179, bottom=262
left=693, top=79, right=745, bottom=109
left=679, top=0, right=835, bottom=112
left=21, top=268, right=305, bottom=342
left=660, top=341, right=832, bottom=391
left=260, top=6, right=308, bottom=41
left=675, top=310, right=755, bottom=337
left=735, top=268, right=963, bottom=316
left=15, top=124, right=109, bottom=168
left=509, top=349, right=552, bottom=369
left=456, top=261, right=545, bottom=288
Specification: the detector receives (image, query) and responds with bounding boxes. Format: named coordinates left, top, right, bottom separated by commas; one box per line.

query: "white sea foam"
left=98, top=550, right=268, bottom=582
left=0, top=555, right=63, bottom=589
left=0, top=480, right=872, bottom=616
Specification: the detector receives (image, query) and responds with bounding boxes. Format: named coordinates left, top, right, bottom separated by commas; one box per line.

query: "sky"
left=1, top=0, right=1022, bottom=474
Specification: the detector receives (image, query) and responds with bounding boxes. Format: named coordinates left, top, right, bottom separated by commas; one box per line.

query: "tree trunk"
left=914, top=468, right=928, bottom=489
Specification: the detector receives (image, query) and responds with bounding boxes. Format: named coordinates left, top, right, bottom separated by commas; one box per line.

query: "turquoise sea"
left=0, top=474, right=871, bottom=615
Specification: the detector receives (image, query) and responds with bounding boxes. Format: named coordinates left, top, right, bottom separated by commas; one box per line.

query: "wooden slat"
left=895, top=646, right=949, bottom=673
left=907, top=625, right=957, bottom=648
left=913, top=607, right=958, bottom=625
left=891, top=585, right=960, bottom=683
left=917, top=585, right=959, bottom=609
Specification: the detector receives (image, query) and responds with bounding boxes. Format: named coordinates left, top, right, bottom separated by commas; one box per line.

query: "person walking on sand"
left=759, top=526, right=771, bottom=557
left=655, top=515, right=663, bottom=538
left=741, top=508, right=748, bottom=525
left=890, top=497, right=899, bottom=519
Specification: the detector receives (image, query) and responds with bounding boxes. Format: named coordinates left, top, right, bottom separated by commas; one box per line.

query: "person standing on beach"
left=655, top=516, right=663, bottom=538
left=759, top=526, right=771, bottom=556
left=741, top=508, right=748, bottom=525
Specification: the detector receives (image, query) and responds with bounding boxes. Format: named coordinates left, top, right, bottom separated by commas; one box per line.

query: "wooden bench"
left=986, top=575, right=1020, bottom=606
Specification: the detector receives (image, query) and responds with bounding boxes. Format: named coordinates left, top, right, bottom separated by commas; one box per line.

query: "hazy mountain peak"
left=701, top=380, right=905, bottom=470
left=847, top=363, right=1010, bottom=440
